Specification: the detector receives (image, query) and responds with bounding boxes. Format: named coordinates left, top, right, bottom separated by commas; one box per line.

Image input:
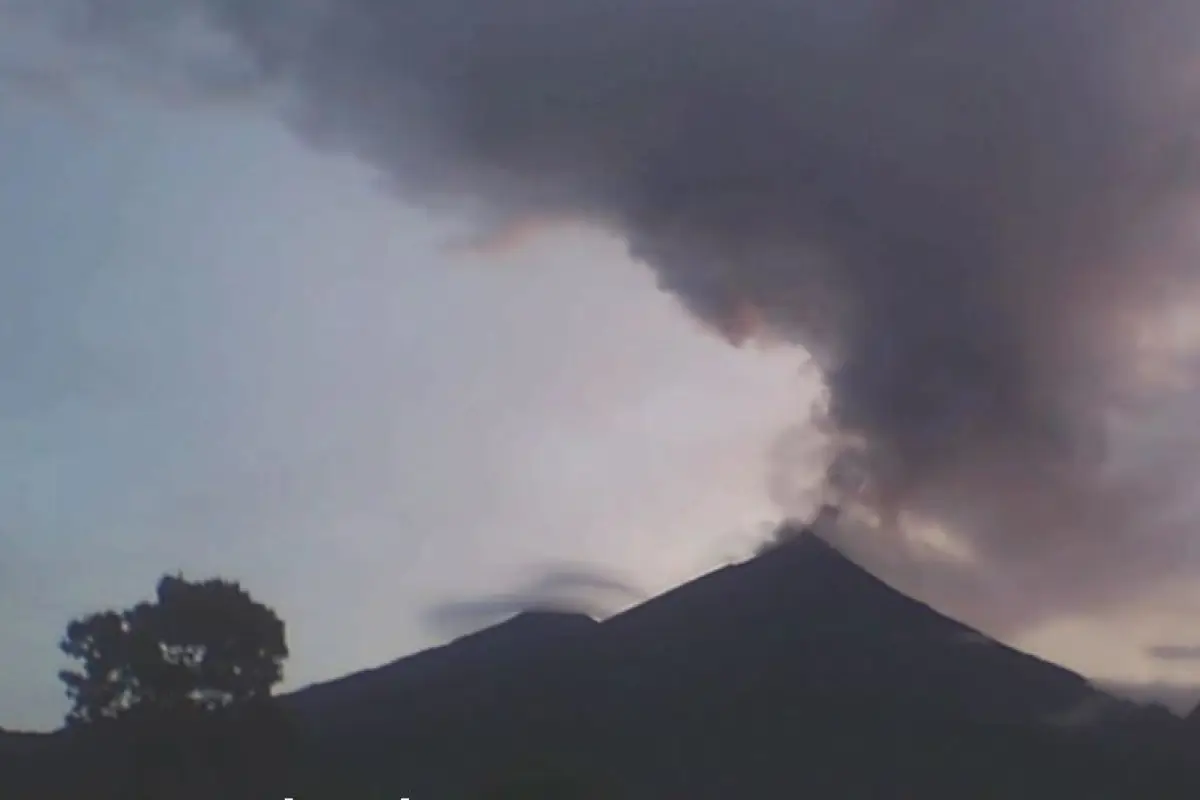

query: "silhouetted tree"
left=59, top=574, right=288, bottom=726
left=56, top=575, right=294, bottom=797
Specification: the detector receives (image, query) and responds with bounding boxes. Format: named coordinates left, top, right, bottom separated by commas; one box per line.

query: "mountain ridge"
left=8, top=526, right=1200, bottom=797
left=288, top=527, right=1098, bottom=727
left=275, top=526, right=1200, bottom=797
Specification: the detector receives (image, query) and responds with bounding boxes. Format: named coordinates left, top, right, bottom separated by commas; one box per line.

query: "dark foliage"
left=58, top=574, right=287, bottom=726
left=16, top=574, right=297, bottom=798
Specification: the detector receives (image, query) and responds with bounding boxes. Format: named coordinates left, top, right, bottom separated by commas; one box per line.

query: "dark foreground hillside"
left=7, top=529, right=1200, bottom=798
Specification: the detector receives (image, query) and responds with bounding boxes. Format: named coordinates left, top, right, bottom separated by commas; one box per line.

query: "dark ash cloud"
left=24, top=0, right=1200, bottom=632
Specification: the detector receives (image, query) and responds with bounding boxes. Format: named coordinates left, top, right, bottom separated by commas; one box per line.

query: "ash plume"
left=17, top=0, right=1200, bottom=631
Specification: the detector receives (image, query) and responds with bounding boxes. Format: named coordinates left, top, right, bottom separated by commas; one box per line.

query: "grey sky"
left=7, top=1, right=1200, bottom=730
left=25, top=0, right=1200, bottom=632
left=0, top=90, right=809, bottom=730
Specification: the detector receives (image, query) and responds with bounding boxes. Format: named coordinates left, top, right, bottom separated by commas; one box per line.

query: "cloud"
left=1093, top=678, right=1200, bottom=716
left=424, top=564, right=644, bottom=637
left=22, top=0, right=1200, bottom=631
left=1147, top=645, right=1200, bottom=663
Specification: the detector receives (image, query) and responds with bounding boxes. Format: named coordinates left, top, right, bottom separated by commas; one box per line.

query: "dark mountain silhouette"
left=1187, top=704, right=1200, bottom=730
left=273, top=527, right=1200, bottom=797
left=7, top=526, right=1200, bottom=797
left=587, top=528, right=1098, bottom=723
left=292, top=608, right=600, bottom=736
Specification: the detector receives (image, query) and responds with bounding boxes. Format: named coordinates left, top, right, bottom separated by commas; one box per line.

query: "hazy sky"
left=6, top=5, right=1200, bottom=729
left=0, top=88, right=814, bottom=730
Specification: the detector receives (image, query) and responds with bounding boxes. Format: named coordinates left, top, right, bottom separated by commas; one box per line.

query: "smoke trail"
left=16, top=0, right=1200, bottom=630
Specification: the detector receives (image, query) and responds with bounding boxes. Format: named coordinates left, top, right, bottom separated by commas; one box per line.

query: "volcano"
left=8, top=526, right=1200, bottom=798
left=276, top=527, right=1200, bottom=798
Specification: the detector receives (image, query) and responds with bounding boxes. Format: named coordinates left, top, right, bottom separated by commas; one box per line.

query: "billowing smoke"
left=17, top=0, right=1200, bottom=631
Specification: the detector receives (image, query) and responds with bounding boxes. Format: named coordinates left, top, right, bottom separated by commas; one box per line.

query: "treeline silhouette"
left=5, top=531, right=1200, bottom=798
left=3, top=575, right=298, bottom=798
left=2, top=572, right=605, bottom=798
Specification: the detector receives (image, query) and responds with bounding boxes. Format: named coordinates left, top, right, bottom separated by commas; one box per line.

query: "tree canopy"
left=58, top=574, right=288, bottom=726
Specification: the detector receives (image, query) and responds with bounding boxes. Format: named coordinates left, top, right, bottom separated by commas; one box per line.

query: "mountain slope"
left=289, top=529, right=1095, bottom=727
left=592, top=529, right=1096, bottom=723
left=10, top=527, right=1197, bottom=797
left=290, top=609, right=599, bottom=734
left=277, top=527, right=1199, bottom=798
